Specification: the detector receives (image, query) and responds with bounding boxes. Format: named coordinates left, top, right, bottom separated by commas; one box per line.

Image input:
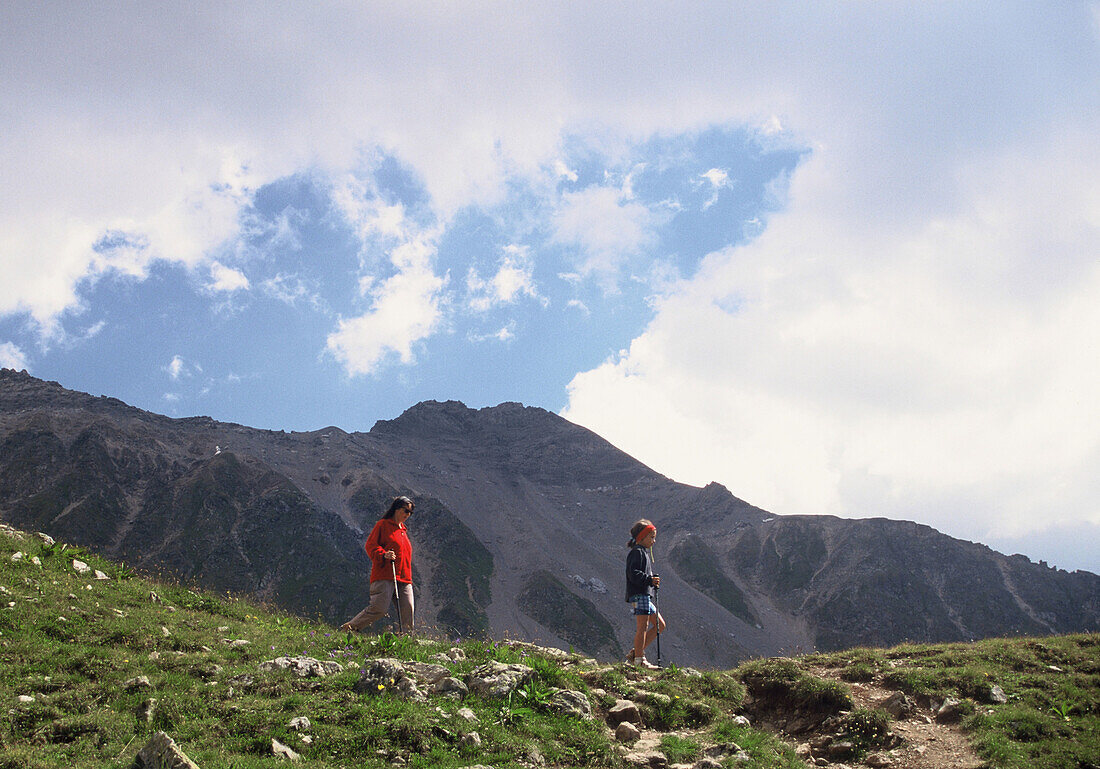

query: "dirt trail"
left=813, top=669, right=986, bottom=769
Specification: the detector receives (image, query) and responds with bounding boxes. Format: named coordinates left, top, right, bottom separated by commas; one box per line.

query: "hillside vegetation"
left=1, top=524, right=1096, bottom=769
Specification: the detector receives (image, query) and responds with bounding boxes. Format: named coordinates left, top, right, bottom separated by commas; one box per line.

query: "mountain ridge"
left=1, top=367, right=1096, bottom=667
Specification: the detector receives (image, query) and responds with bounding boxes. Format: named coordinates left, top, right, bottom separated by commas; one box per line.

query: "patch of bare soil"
left=805, top=669, right=987, bottom=769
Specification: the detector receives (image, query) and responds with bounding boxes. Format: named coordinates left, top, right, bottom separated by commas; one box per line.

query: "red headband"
left=635, top=524, right=656, bottom=542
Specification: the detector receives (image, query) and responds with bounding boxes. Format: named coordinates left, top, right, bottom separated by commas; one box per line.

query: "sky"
left=2, top=3, right=1098, bottom=574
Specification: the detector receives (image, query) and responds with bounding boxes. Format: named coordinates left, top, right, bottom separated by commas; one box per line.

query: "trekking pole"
left=653, top=584, right=661, bottom=668
left=391, top=559, right=404, bottom=633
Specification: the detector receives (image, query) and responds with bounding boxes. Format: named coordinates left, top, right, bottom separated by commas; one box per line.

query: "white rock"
left=16, top=695, right=35, bottom=704
left=10, top=552, right=23, bottom=562
left=94, top=570, right=109, bottom=580
left=72, top=559, right=91, bottom=574
left=288, top=716, right=311, bottom=731
left=271, top=738, right=301, bottom=762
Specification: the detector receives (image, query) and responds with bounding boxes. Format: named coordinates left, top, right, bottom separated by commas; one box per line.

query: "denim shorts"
left=629, top=594, right=655, bottom=615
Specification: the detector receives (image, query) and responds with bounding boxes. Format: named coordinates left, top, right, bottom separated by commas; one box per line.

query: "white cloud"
left=563, top=126, right=1100, bottom=567
left=206, top=262, right=251, bottom=293
left=261, top=273, right=324, bottom=310
left=166, top=355, right=187, bottom=381
left=552, top=186, right=658, bottom=286
left=0, top=342, right=28, bottom=370
left=326, top=227, right=445, bottom=376
left=2, top=3, right=1098, bottom=569
left=467, top=245, right=542, bottom=311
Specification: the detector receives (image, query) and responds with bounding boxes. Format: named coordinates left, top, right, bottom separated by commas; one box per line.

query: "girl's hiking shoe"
left=635, top=657, right=659, bottom=670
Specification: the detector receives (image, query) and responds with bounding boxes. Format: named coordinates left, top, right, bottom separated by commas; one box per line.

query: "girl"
left=625, top=519, right=666, bottom=669
left=341, top=496, right=415, bottom=634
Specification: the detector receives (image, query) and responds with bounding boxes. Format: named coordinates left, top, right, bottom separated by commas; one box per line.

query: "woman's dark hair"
left=628, top=518, right=654, bottom=547
left=383, top=496, right=414, bottom=519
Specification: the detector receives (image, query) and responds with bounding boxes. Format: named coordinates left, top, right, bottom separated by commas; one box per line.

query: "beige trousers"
left=346, top=579, right=414, bottom=633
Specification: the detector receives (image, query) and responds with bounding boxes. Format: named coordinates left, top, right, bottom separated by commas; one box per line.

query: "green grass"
left=0, top=526, right=801, bottom=768
left=804, top=635, right=1100, bottom=769
left=2, top=524, right=1097, bottom=769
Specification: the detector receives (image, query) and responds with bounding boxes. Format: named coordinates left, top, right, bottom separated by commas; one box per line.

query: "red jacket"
left=364, top=518, right=412, bottom=583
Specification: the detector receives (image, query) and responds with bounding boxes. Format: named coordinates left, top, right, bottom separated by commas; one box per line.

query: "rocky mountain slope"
left=1, top=368, right=1097, bottom=667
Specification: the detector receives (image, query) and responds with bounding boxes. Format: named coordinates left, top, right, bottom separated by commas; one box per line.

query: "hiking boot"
left=635, top=657, right=659, bottom=670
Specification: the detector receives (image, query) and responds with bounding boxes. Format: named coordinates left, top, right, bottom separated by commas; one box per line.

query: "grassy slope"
left=1, top=525, right=1096, bottom=769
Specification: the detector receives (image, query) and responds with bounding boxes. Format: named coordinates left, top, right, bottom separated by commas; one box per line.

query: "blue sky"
left=2, top=3, right=1098, bottom=574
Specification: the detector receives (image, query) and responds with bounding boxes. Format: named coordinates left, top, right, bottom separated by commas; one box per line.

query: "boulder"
left=548, top=689, right=592, bottom=719
left=936, top=697, right=967, bottom=723
left=405, top=661, right=452, bottom=685
left=131, top=731, right=200, bottom=769
left=124, top=676, right=153, bottom=692
left=260, top=656, right=343, bottom=678
left=271, top=738, right=301, bottom=762
left=880, top=691, right=917, bottom=719
left=354, top=658, right=425, bottom=702
left=615, top=721, right=641, bottom=742
left=607, top=699, right=642, bottom=726
left=465, top=662, right=533, bottom=699
left=429, top=677, right=468, bottom=700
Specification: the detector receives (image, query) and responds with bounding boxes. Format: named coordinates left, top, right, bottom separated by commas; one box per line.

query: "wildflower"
left=377, top=684, right=385, bottom=691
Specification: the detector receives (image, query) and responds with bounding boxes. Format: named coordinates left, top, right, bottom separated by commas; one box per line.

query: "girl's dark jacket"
left=625, top=544, right=656, bottom=601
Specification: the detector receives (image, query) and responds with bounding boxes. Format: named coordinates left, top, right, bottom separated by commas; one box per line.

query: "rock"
left=124, top=676, right=153, bottom=691
left=10, top=552, right=23, bottom=562
left=227, top=639, right=250, bottom=649
left=548, top=689, right=592, bottom=719
left=135, top=698, right=157, bottom=723
left=95, top=569, right=110, bottom=580
left=131, top=731, right=201, bottom=769
left=987, top=684, right=1008, bottom=704
left=624, top=749, right=667, bottom=768
left=405, top=661, right=451, bottom=685
left=430, top=647, right=466, bottom=664
left=936, top=697, right=966, bottom=723
left=461, top=731, right=482, bottom=748
left=354, top=658, right=426, bottom=702
left=615, top=721, right=641, bottom=743
left=865, top=753, right=893, bottom=768
left=703, top=742, right=743, bottom=759
left=72, top=559, right=91, bottom=574
left=827, top=741, right=855, bottom=759
left=271, top=737, right=301, bottom=761
left=16, top=695, right=35, bottom=704
left=260, top=656, right=343, bottom=678
left=880, top=691, right=917, bottom=719
left=456, top=707, right=478, bottom=722
left=607, top=699, right=642, bottom=726
left=730, top=714, right=750, bottom=726
left=36, top=532, right=55, bottom=547
left=691, top=760, right=723, bottom=769
left=429, top=677, right=468, bottom=700
left=288, top=716, right=311, bottom=731
left=465, top=662, right=533, bottom=699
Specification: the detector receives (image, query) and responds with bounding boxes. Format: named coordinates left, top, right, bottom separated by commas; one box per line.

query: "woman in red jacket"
left=340, top=496, right=415, bottom=634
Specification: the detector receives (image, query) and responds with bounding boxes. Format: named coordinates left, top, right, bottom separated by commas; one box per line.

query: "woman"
left=341, top=496, right=415, bottom=634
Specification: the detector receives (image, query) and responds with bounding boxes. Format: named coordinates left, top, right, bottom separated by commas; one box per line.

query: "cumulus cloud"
left=0, top=342, right=28, bottom=371
left=206, top=262, right=251, bottom=293
left=467, top=245, right=542, bottom=311
left=551, top=186, right=658, bottom=287
left=165, top=355, right=188, bottom=381
left=3, top=3, right=1098, bottom=570
left=563, top=122, right=1100, bottom=566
